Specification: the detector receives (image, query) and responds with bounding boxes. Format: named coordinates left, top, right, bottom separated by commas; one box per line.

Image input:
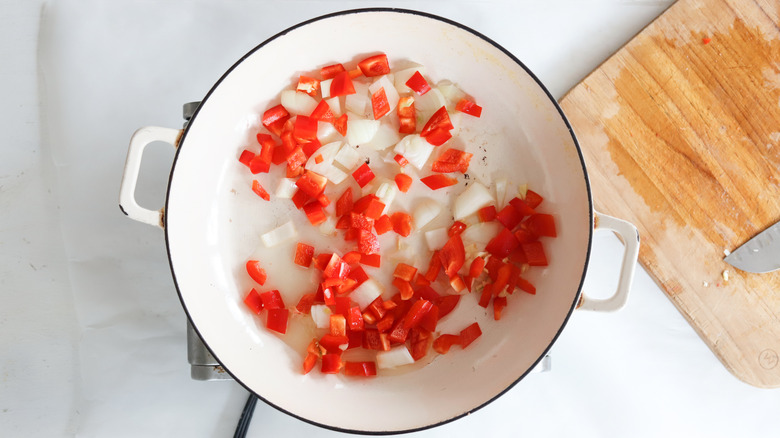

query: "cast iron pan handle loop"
left=579, top=211, right=640, bottom=312
left=118, top=126, right=181, bottom=229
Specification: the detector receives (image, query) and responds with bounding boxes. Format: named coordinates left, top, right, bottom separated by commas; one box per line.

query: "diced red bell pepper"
left=392, top=277, right=414, bottom=301
left=352, top=163, right=375, bottom=188
left=433, top=334, right=460, bottom=354
left=492, top=263, right=513, bottom=295
left=371, top=87, right=390, bottom=120
left=342, top=251, right=361, bottom=265
left=414, top=285, right=440, bottom=302
left=245, top=260, right=267, bottom=285
left=521, top=241, right=548, bottom=266
left=351, top=211, right=375, bottom=231
left=302, top=201, right=327, bottom=226
left=335, top=187, right=353, bottom=217
left=320, top=63, right=346, bottom=80
left=449, top=274, right=467, bottom=293
left=459, top=322, right=482, bottom=348
left=295, top=293, right=316, bottom=314
left=376, top=315, right=394, bottom=334
left=323, top=253, right=351, bottom=279
left=394, top=173, right=412, bottom=193
left=243, top=288, right=263, bottom=314
left=524, top=213, right=557, bottom=237
left=409, top=328, right=432, bottom=361
left=348, top=265, right=369, bottom=286
left=330, top=314, right=347, bottom=337
left=439, top=234, right=466, bottom=278
left=388, top=318, right=409, bottom=344
left=390, top=212, right=413, bottom=237
left=333, top=113, right=348, bottom=136
left=393, top=154, right=409, bottom=167
left=403, top=299, right=433, bottom=330
left=291, top=189, right=310, bottom=210
left=251, top=180, right=270, bottom=201
left=347, top=306, right=364, bottom=332
left=455, top=98, right=483, bottom=117
left=424, top=127, right=452, bottom=146
left=358, top=229, right=380, bottom=255
left=420, top=174, right=458, bottom=190
left=302, top=340, right=319, bottom=374
left=296, top=75, right=320, bottom=96
left=363, top=329, right=390, bottom=351
left=436, top=295, right=460, bottom=318
left=374, top=214, right=393, bottom=235
left=320, top=353, right=343, bottom=374
left=310, top=98, right=335, bottom=123
left=424, top=250, right=442, bottom=282
left=485, top=227, right=520, bottom=258
left=432, top=148, right=473, bottom=173
left=260, top=289, right=284, bottom=310
left=262, top=104, right=290, bottom=137
left=524, top=189, right=544, bottom=209
left=266, top=308, right=289, bottom=334
left=478, top=283, right=493, bottom=308
left=344, top=361, right=377, bottom=377
left=469, top=256, right=486, bottom=278
left=296, top=170, right=328, bottom=198
left=330, top=71, right=356, bottom=97
left=496, top=204, right=524, bottom=229
left=421, top=106, right=454, bottom=137
left=286, top=146, right=307, bottom=178
left=405, top=71, right=431, bottom=95
left=493, top=296, right=507, bottom=320
left=238, top=149, right=255, bottom=168
left=360, top=253, right=381, bottom=268
left=319, top=334, right=349, bottom=354
left=358, top=54, right=391, bottom=77
left=293, top=115, right=318, bottom=143
left=393, top=263, right=418, bottom=282
left=517, top=276, right=536, bottom=295
left=397, top=96, right=416, bottom=134
left=294, top=242, right=315, bottom=267
left=448, top=221, right=467, bottom=237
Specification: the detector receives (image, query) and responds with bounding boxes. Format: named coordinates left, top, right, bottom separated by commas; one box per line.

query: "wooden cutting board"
left=560, top=0, right=780, bottom=388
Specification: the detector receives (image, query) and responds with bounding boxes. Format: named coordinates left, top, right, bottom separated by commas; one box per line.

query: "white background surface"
left=2, top=0, right=779, bottom=437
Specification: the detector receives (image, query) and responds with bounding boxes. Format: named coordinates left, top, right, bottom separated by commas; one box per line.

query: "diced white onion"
left=319, top=216, right=337, bottom=236
left=494, top=177, right=508, bottom=209
left=351, top=279, right=383, bottom=310
left=346, top=118, right=380, bottom=146
left=368, top=75, right=400, bottom=115
left=274, top=178, right=298, bottom=199
left=280, top=89, right=318, bottom=115
left=374, top=180, right=398, bottom=213
left=260, top=221, right=297, bottom=247
left=436, top=80, right=467, bottom=110
left=363, top=122, right=401, bottom=151
left=393, top=134, right=434, bottom=170
left=413, top=198, right=441, bottom=230
left=461, top=222, right=502, bottom=247
left=517, top=183, right=528, bottom=199
left=393, top=65, right=425, bottom=94
left=345, top=82, right=371, bottom=117
left=453, top=182, right=494, bottom=220
left=310, top=304, right=332, bottom=329
left=414, top=88, right=447, bottom=122
left=377, top=346, right=415, bottom=369
left=317, top=121, right=340, bottom=143
left=333, top=143, right=362, bottom=170
left=325, top=96, right=341, bottom=115
left=320, top=79, right=333, bottom=99
left=425, top=228, right=449, bottom=251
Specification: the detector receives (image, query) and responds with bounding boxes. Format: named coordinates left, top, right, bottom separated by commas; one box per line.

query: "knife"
left=724, top=220, right=780, bottom=273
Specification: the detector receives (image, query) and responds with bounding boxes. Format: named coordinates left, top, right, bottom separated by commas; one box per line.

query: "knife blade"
left=724, top=220, right=780, bottom=273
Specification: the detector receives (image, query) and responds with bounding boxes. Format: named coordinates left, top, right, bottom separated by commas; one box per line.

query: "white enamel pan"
left=119, top=8, right=639, bottom=434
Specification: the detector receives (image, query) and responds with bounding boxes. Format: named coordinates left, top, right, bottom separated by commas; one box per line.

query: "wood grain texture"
left=560, top=0, right=780, bottom=387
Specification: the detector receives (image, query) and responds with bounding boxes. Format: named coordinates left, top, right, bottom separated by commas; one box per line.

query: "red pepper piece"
left=330, top=70, right=356, bottom=97
left=374, top=214, right=393, bottom=235
left=310, top=98, right=335, bottom=122
left=295, top=293, right=316, bottom=314
left=459, top=322, right=482, bottom=348
left=358, top=54, right=391, bottom=77
left=432, top=148, right=473, bottom=173
left=493, top=296, right=507, bottom=320
left=347, top=306, right=364, bottom=332
left=455, top=98, right=483, bottom=117
left=333, top=113, right=348, bottom=136
left=393, top=263, right=418, bottom=282
left=394, top=173, right=412, bottom=193
left=360, top=253, right=381, bottom=268
left=477, top=205, right=497, bottom=222
left=260, top=289, right=284, bottom=310
left=496, top=204, right=524, bottom=229
left=390, top=212, right=413, bottom=237
left=335, top=187, right=353, bottom=217
left=439, top=234, right=465, bottom=278
left=302, top=201, right=327, bottom=226
left=371, top=87, right=390, bottom=120
left=485, top=227, right=520, bottom=258
left=243, top=288, right=263, bottom=314
left=524, top=213, right=557, bottom=237
left=420, top=106, right=454, bottom=137
left=320, top=353, right=343, bottom=374
left=266, top=308, right=289, bottom=334
left=245, top=260, right=267, bottom=285
left=522, top=241, right=548, bottom=266
left=251, top=180, right=270, bottom=201
left=524, top=190, right=544, bottom=208
left=296, top=170, right=328, bottom=198
left=296, top=75, right=320, bottom=97
left=352, top=163, right=376, bottom=188
left=403, top=299, right=433, bottom=330
left=420, top=174, right=458, bottom=190
left=436, top=295, right=460, bottom=318
left=358, top=229, right=380, bottom=255
left=294, top=242, right=315, bottom=267
left=320, top=63, right=346, bottom=79
left=262, top=104, right=290, bottom=137
left=405, top=71, right=431, bottom=95
left=344, top=361, right=377, bottom=377
left=432, top=334, right=460, bottom=354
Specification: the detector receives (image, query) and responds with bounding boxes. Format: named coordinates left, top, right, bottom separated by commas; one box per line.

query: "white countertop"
left=3, top=0, right=780, bottom=436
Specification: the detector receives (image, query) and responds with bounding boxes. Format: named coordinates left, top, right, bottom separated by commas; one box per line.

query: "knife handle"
left=579, top=211, right=640, bottom=312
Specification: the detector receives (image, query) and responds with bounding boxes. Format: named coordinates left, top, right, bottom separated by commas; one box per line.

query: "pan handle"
left=579, top=211, right=640, bottom=312
left=118, top=126, right=181, bottom=229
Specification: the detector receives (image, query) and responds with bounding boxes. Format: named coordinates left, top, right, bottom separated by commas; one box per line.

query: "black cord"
left=233, top=393, right=258, bottom=438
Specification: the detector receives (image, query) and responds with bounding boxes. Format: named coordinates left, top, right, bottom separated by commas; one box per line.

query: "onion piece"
left=333, top=143, right=362, bottom=170
left=452, top=182, right=494, bottom=220
left=393, top=134, right=433, bottom=170
left=351, top=279, right=383, bottom=310
left=325, top=96, right=342, bottom=115
left=412, top=198, right=441, bottom=230
left=414, top=88, right=447, bottom=122
left=363, top=122, right=401, bottom=151
left=346, top=117, right=380, bottom=146
left=280, top=89, right=318, bottom=115
left=424, top=228, right=449, bottom=251
left=436, top=80, right=467, bottom=110
left=494, top=177, right=508, bottom=209
left=260, top=221, right=297, bottom=247
left=461, top=222, right=502, bottom=247
left=374, top=179, right=398, bottom=213
left=393, top=64, right=425, bottom=94
left=274, top=178, right=298, bottom=199
left=304, top=141, right=343, bottom=181
left=345, top=81, right=371, bottom=117
left=310, top=304, right=332, bottom=329
left=377, top=346, right=415, bottom=369
left=320, top=79, right=333, bottom=99
left=317, top=121, right=340, bottom=143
